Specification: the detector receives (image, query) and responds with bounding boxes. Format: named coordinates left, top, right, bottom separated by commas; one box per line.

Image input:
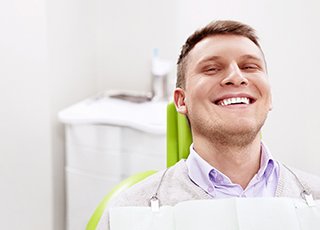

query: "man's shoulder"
left=292, top=167, right=320, bottom=191
left=109, top=170, right=163, bottom=207
left=109, top=159, right=211, bottom=208
left=109, top=160, right=192, bottom=207
left=279, top=163, right=320, bottom=199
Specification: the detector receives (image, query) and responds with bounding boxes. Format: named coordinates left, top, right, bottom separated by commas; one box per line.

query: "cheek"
left=257, top=80, right=272, bottom=109
left=263, top=84, right=272, bottom=103
left=186, top=76, right=217, bottom=97
left=252, top=77, right=271, bottom=95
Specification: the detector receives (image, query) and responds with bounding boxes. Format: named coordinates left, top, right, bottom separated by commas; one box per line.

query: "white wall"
left=96, top=0, right=178, bottom=93
left=46, top=0, right=99, bottom=229
left=0, top=0, right=53, bottom=229
left=175, top=0, right=320, bottom=175
left=0, top=0, right=99, bottom=229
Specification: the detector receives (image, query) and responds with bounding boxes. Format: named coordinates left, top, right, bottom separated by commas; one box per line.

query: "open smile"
left=214, top=96, right=256, bottom=107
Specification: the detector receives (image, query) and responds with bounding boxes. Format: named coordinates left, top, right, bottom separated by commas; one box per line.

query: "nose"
left=221, top=64, right=248, bottom=86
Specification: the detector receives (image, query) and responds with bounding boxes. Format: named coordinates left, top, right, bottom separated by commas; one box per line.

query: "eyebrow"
left=239, top=54, right=264, bottom=63
left=196, top=56, right=222, bottom=67
left=196, top=54, right=264, bottom=66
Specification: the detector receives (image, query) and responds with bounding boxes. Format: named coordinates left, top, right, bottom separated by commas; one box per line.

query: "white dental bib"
left=109, top=197, right=320, bottom=230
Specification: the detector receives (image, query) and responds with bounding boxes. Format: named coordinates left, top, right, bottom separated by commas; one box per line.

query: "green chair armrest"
left=86, top=170, right=157, bottom=230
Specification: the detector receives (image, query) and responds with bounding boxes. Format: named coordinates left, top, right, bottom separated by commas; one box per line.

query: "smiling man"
left=97, top=20, right=320, bottom=229
left=174, top=29, right=273, bottom=193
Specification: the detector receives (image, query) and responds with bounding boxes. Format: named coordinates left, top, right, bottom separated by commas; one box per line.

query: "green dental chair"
left=86, top=102, right=193, bottom=230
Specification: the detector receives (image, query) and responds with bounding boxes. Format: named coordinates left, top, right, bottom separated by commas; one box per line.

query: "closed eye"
left=241, top=64, right=260, bottom=71
left=203, top=66, right=221, bottom=75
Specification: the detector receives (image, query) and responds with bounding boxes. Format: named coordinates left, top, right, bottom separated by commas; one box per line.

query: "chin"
left=220, top=119, right=261, bottom=134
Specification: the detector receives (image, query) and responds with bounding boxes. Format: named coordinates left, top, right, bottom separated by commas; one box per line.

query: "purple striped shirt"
left=186, top=142, right=279, bottom=198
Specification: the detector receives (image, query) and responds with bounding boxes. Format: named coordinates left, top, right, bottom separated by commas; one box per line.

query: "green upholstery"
left=166, top=102, right=193, bottom=167
left=86, top=102, right=192, bottom=230
left=86, top=170, right=156, bottom=230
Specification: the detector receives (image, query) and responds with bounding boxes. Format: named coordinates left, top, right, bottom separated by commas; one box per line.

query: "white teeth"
left=219, top=97, right=250, bottom=106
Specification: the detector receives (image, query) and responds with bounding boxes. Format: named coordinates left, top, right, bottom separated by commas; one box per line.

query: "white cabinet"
left=59, top=96, right=167, bottom=230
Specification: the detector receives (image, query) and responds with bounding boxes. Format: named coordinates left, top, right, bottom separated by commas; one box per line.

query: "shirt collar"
left=186, top=141, right=277, bottom=191
left=186, top=144, right=214, bottom=192
left=256, top=141, right=276, bottom=180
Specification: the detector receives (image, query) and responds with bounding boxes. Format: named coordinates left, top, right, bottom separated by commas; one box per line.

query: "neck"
left=193, top=135, right=261, bottom=189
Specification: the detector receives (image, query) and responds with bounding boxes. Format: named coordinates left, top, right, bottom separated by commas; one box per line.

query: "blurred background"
left=1, top=0, right=320, bottom=229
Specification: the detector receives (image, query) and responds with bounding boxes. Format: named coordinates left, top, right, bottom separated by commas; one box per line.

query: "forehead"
left=187, top=35, right=265, bottom=67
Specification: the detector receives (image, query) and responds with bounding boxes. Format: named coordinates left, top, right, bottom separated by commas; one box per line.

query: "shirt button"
left=216, top=174, right=224, bottom=183
left=208, top=186, right=214, bottom=193
left=211, top=170, right=217, bottom=176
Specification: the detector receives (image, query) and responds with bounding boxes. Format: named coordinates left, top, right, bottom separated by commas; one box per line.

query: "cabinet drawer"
left=121, top=151, right=165, bottom=178
left=66, top=145, right=122, bottom=176
left=122, top=127, right=166, bottom=156
left=66, top=124, right=122, bottom=152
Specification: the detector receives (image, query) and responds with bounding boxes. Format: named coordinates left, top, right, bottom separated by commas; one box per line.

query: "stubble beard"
left=191, top=116, right=267, bottom=149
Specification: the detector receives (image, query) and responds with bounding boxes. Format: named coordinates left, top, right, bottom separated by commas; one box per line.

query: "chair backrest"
left=86, top=102, right=192, bottom=230
left=166, top=102, right=193, bottom=167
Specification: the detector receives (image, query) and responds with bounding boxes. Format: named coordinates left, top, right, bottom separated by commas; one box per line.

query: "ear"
left=173, top=88, right=188, bottom=115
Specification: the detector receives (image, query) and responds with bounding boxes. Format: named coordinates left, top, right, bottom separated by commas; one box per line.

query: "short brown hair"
left=176, top=20, right=262, bottom=88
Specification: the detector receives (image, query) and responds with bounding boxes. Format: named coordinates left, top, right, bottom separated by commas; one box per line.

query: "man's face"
left=174, top=35, right=272, bottom=144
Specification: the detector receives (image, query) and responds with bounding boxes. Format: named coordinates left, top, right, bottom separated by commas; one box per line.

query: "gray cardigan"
left=97, top=160, right=320, bottom=229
